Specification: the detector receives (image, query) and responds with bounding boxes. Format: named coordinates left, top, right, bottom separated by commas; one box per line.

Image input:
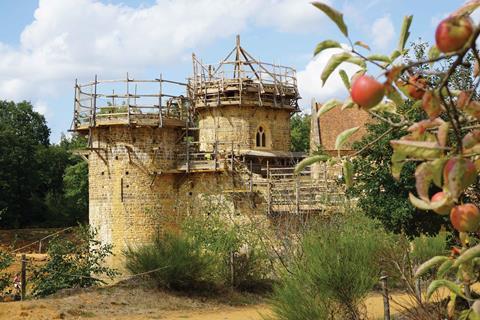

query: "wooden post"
left=186, top=118, right=190, bottom=173
left=38, top=240, right=42, bottom=254
left=93, top=75, right=97, bottom=127
left=295, top=178, right=300, bottom=215
left=230, top=142, right=234, bottom=171
left=158, top=74, right=163, bottom=127
left=267, top=161, right=271, bottom=216
left=126, top=72, right=130, bottom=125
left=21, top=254, right=26, bottom=300
left=249, top=160, right=253, bottom=192
left=230, top=250, right=235, bottom=288
left=380, top=275, right=391, bottom=320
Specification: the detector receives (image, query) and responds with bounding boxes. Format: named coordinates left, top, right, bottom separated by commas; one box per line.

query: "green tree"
left=0, top=101, right=50, bottom=228
left=290, top=113, right=310, bottom=152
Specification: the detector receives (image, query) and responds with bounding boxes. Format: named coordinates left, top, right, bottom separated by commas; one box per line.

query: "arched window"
left=256, top=126, right=266, bottom=147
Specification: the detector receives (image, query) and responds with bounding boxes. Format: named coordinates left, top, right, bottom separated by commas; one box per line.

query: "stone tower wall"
left=197, top=106, right=291, bottom=152
left=88, top=126, right=181, bottom=270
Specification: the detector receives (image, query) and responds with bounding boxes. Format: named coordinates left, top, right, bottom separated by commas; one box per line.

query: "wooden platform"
left=75, top=114, right=185, bottom=131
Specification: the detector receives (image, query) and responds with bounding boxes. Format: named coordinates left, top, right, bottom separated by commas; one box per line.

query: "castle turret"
left=72, top=75, right=190, bottom=269
left=189, top=36, right=300, bottom=155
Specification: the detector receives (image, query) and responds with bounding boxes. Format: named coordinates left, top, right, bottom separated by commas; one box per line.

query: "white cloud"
left=371, top=15, right=395, bottom=50
left=0, top=0, right=325, bottom=104
left=297, top=47, right=361, bottom=111
left=33, top=100, right=49, bottom=116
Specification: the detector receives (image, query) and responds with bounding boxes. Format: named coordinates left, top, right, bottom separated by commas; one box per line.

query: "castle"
left=72, top=36, right=352, bottom=268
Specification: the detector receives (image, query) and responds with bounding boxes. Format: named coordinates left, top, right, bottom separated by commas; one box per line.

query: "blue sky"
left=0, top=0, right=469, bottom=142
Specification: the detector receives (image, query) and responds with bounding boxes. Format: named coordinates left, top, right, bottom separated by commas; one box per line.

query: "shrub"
left=181, top=208, right=271, bottom=289
left=0, top=250, right=12, bottom=294
left=124, top=231, right=214, bottom=291
left=269, top=212, right=389, bottom=320
left=30, top=225, right=117, bottom=297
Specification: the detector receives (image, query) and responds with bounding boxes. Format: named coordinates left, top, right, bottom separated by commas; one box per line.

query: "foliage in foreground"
left=303, top=0, right=480, bottom=317
left=269, top=213, right=389, bottom=320
left=0, top=250, right=13, bottom=294
left=125, top=232, right=214, bottom=291
left=30, top=225, right=117, bottom=297
left=126, top=201, right=272, bottom=292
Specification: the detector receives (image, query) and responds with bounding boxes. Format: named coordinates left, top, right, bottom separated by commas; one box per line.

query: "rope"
left=11, top=227, right=74, bottom=253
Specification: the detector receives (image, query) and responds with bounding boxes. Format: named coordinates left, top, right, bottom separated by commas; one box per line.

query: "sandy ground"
left=0, top=281, right=417, bottom=320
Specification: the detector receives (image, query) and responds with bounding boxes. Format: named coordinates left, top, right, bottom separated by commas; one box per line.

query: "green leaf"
left=294, top=155, right=330, bottom=174
left=346, top=56, right=367, bottom=69
left=398, top=15, right=413, bottom=52
left=408, top=192, right=450, bottom=211
left=321, top=52, right=352, bottom=86
left=431, top=158, right=447, bottom=188
left=354, top=41, right=370, bottom=50
left=415, top=162, right=434, bottom=201
left=426, top=279, right=467, bottom=301
left=341, top=98, right=355, bottom=110
left=437, top=122, right=449, bottom=147
left=370, top=101, right=396, bottom=113
left=312, top=2, right=348, bottom=37
left=339, top=69, right=350, bottom=90
left=317, top=99, right=342, bottom=117
left=437, top=259, right=454, bottom=278
left=314, top=40, right=342, bottom=56
left=367, top=54, right=391, bottom=64
left=454, top=1, right=480, bottom=16
left=409, top=193, right=433, bottom=210
left=415, top=256, right=449, bottom=278
left=428, top=45, right=441, bottom=61
left=391, top=150, right=407, bottom=180
left=390, top=50, right=401, bottom=61
left=453, top=244, right=480, bottom=268
left=343, top=160, right=354, bottom=188
left=390, top=140, right=443, bottom=160
left=335, top=127, right=360, bottom=150
left=386, top=87, right=405, bottom=106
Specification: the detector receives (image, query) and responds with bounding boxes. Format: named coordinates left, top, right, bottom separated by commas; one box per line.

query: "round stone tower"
left=189, top=36, right=300, bottom=154
left=72, top=75, right=190, bottom=269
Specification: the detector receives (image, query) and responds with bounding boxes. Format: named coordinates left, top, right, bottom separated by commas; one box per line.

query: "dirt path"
left=0, top=284, right=416, bottom=320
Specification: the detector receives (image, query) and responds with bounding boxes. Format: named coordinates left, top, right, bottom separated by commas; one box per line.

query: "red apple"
left=350, top=75, right=385, bottom=109
left=435, top=16, right=474, bottom=53
left=450, top=203, right=480, bottom=232
left=431, top=191, right=453, bottom=215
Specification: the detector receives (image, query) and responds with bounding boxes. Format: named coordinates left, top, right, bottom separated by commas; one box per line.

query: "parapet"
left=72, top=74, right=191, bottom=132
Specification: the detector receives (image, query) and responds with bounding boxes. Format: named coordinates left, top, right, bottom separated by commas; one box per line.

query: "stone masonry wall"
left=197, top=106, right=291, bottom=153
left=88, top=125, right=180, bottom=270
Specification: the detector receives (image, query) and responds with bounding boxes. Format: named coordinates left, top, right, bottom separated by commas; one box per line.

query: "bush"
left=30, top=225, right=118, bottom=297
left=269, top=212, right=389, bottom=320
left=181, top=208, right=271, bottom=289
left=0, top=250, right=12, bottom=294
left=124, top=231, right=214, bottom=291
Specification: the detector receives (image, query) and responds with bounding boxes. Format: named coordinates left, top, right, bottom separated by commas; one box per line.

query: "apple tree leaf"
left=398, top=15, right=413, bottom=52
left=335, top=127, right=360, bottom=150
left=314, top=40, right=342, bottom=56
left=312, top=2, right=349, bottom=37
left=321, top=52, right=352, bottom=86
left=354, top=40, right=370, bottom=50
left=294, top=155, right=330, bottom=174
left=317, top=99, right=342, bottom=117
left=338, top=69, right=350, bottom=90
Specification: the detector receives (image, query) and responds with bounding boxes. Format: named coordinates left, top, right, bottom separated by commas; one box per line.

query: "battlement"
left=72, top=75, right=190, bottom=131
left=189, top=36, right=299, bottom=111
